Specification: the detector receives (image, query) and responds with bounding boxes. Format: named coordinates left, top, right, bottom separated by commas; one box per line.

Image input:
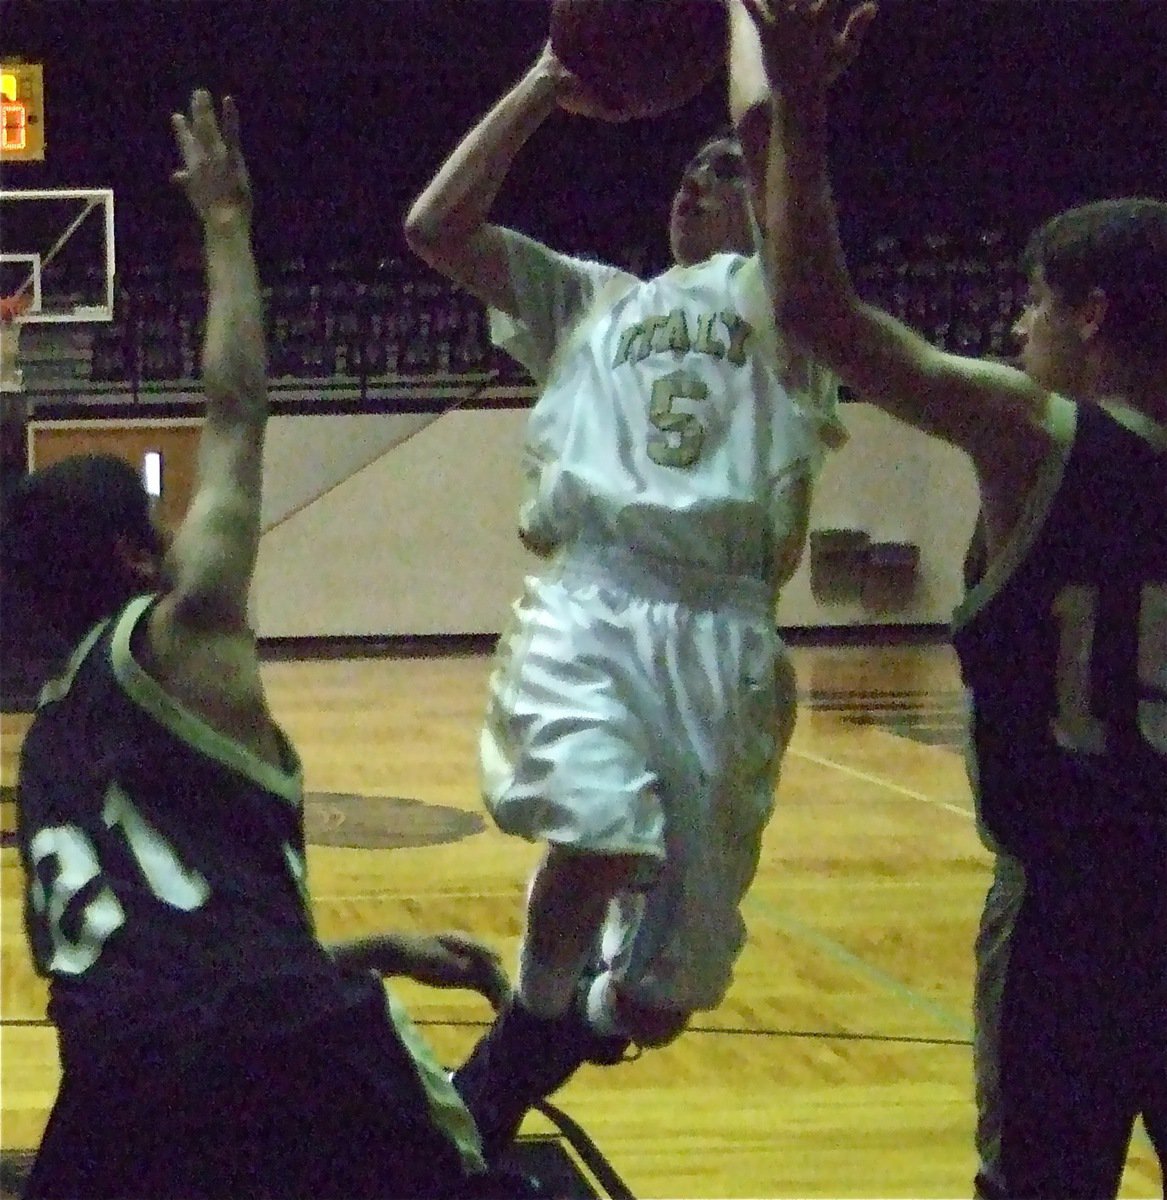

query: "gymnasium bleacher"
left=15, top=228, right=1025, bottom=398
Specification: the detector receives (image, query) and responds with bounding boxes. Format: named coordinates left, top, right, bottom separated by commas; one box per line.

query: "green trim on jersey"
left=380, top=981, right=488, bottom=1176
left=109, top=596, right=303, bottom=804
left=36, top=617, right=115, bottom=708
left=953, top=404, right=1077, bottom=631
left=1099, top=400, right=1167, bottom=450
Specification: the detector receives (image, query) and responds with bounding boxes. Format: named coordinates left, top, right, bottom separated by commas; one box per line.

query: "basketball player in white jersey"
left=405, top=7, right=864, bottom=1162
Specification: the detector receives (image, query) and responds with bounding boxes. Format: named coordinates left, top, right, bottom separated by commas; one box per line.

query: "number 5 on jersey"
left=648, top=369, right=708, bottom=468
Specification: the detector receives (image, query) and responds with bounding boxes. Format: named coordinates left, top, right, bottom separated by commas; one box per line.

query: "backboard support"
left=0, top=188, right=115, bottom=323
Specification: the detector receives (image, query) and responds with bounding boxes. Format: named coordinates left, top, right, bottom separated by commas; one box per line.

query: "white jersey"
left=491, top=229, right=839, bottom=592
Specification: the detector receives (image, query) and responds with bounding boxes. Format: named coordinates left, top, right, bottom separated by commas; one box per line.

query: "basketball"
left=549, top=0, right=726, bottom=120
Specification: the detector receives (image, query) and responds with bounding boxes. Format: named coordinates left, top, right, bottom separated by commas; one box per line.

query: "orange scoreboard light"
left=1, top=61, right=45, bottom=162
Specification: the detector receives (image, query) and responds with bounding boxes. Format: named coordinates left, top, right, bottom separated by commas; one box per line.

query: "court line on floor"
left=769, top=745, right=975, bottom=1035
left=0, top=1012, right=969, bottom=1051
left=774, top=745, right=1161, bottom=1160
left=788, top=746, right=974, bottom=820
left=746, top=893, right=974, bottom=1039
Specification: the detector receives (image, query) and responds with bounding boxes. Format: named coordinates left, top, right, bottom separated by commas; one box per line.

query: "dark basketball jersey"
left=17, top=595, right=370, bottom=1060
left=952, top=403, right=1167, bottom=862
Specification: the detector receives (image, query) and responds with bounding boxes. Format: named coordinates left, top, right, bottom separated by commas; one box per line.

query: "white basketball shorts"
left=480, top=543, right=798, bottom=1011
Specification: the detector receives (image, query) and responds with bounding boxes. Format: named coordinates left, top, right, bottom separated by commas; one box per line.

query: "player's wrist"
left=518, top=62, right=567, bottom=114
left=201, top=205, right=252, bottom=239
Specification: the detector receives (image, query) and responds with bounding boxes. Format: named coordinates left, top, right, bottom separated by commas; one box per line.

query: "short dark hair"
left=2, top=453, right=161, bottom=650
left=681, top=131, right=746, bottom=188
left=696, top=125, right=740, bottom=153
left=687, top=127, right=743, bottom=164
left=1021, top=197, right=1167, bottom=358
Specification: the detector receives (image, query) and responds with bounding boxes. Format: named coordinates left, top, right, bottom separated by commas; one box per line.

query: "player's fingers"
left=171, top=114, right=197, bottom=165
left=222, top=95, right=243, bottom=156
left=439, top=934, right=509, bottom=1003
left=834, top=1, right=876, bottom=73
left=480, top=959, right=511, bottom=1009
left=440, top=930, right=487, bottom=955
left=190, top=89, right=226, bottom=156
left=842, top=2, right=878, bottom=47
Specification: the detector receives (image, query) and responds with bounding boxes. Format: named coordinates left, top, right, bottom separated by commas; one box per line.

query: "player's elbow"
left=403, top=201, right=436, bottom=255
left=403, top=199, right=461, bottom=267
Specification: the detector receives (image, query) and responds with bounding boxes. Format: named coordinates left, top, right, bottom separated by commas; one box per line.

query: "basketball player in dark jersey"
left=4, top=91, right=533, bottom=1200
left=742, top=2, right=1167, bottom=1197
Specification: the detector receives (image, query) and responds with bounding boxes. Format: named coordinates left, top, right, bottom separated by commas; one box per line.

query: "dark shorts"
left=974, top=842, right=1167, bottom=1199
left=25, top=986, right=490, bottom=1200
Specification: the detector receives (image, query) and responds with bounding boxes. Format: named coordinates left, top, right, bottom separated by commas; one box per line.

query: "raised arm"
left=157, top=91, right=265, bottom=635
left=404, top=41, right=625, bottom=316
left=727, top=0, right=775, bottom=229
left=745, top=1, right=1055, bottom=461
left=729, top=0, right=856, bottom=445
left=729, top=0, right=868, bottom=248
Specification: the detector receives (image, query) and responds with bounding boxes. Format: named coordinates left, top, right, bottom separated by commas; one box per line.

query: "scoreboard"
left=1, top=61, right=44, bottom=162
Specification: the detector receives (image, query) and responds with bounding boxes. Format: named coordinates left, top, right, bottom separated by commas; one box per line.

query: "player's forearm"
left=766, top=88, right=857, bottom=346
left=727, top=0, right=774, bottom=243
left=766, top=89, right=985, bottom=442
left=165, top=215, right=266, bottom=625
left=404, top=64, right=561, bottom=246
left=327, top=934, right=409, bottom=975
left=727, top=0, right=773, bottom=155
left=201, top=212, right=267, bottom=427
left=728, top=0, right=771, bottom=125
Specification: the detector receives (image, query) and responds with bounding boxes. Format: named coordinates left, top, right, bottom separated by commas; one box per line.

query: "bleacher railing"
left=16, top=235, right=1026, bottom=402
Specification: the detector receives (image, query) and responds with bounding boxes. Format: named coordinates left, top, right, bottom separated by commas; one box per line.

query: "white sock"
left=584, top=970, right=625, bottom=1037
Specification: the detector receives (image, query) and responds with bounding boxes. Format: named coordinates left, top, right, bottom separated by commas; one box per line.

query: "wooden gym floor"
left=1, top=640, right=1162, bottom=1198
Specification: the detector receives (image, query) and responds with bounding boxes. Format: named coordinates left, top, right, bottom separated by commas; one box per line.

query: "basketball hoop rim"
left=0, top=291, right=33, bottom=324
left=0, top=298, right=27, bottom=392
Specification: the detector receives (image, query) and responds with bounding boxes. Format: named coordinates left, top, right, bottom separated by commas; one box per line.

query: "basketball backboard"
left=0, top=188, right=115, bottom=323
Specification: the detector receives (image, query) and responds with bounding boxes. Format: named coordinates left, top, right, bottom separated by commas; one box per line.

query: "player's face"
left=118, top=514, right=170, bottom=592
left=1013, top=270, right=1089, bottom=395
left=669, top=140, right=754, bottom=267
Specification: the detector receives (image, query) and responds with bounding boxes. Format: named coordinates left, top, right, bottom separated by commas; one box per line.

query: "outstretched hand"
left=171, top=90, right=252, bottom=225
left=741, top=0, right=877, bottom=95
left=328, top=931, right=511, bottom=1007
left=386, top=932, right=512, bottom=1008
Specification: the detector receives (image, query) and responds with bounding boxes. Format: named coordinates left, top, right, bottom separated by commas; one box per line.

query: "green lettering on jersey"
left=647, top=368, right=708, bottom=468
left=659, top=309, right=691, bottom=355
left=612, top=324, right=642, bottom=368
left=721, top=311, right=753, bottom=365
left=636, top=315, right=671, bottom=363
left=692, top=313, right=726, bottom=359
left=612, top=309, right=752, bottom=369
